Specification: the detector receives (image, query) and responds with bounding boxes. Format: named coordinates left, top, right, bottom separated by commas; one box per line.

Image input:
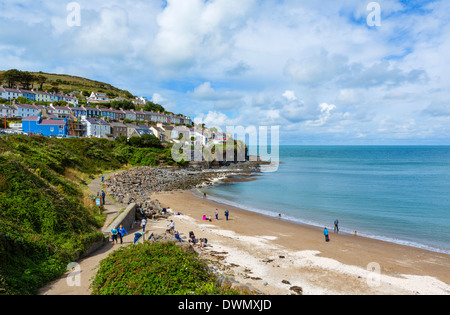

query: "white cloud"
left=282, top=90, right=298, bottom=102
left=305, top=103, right=337, bottom=127
left=190, top=82, right=243, bottom=102
left=2, top=0, right=450, bottom=143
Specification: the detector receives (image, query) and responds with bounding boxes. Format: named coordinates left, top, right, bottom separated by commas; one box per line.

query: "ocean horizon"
left=200, top=145, right=450, bottom=254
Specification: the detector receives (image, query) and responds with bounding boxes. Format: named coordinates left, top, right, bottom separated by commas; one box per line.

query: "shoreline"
left=192, top=187, right=450, bottom=256
left=152, top=189, right=450, bottom=295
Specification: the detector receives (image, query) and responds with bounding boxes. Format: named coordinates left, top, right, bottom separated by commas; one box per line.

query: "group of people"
left=110, top=225, right=128, bottom=245
left=202, top=209, right=230, bottom=222
left=323, top=219, right=340, bottom=242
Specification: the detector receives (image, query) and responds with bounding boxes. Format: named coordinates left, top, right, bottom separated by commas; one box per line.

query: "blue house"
left=20, top=90, right=36, bottom=101
left=69, top=106, right=87, bottom=118
left=22, top=115, right=68, bottom=137
left=15, top=104, right=42, bottom=118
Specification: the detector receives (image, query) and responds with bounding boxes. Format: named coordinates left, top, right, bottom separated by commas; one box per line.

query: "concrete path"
left=39, top=170, right=141, bottom=295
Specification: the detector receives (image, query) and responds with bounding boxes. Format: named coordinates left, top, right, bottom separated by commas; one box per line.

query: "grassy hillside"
left=0, top=70, right=135, bottom=99
left=0, top=135, right=178, bottom=295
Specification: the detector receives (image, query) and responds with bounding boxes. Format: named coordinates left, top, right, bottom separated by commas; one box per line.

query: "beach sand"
left=151, top=190, right=450, bottom=295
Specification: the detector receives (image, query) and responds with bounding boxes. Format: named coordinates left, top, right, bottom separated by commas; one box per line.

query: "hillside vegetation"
left=0, top=70, right=135, bottom=99
left=91, top=242, right=240, bottom=295
left=0, top=135, right=179, bottom=295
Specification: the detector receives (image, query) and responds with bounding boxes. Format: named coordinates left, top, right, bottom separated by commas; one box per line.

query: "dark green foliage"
left=128, top=134, right=162, bottom=149
left=91, top=242, right=240, bottom=295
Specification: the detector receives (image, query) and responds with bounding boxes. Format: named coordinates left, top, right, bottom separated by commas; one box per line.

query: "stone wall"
left=104, top=203, right=137, bottom=236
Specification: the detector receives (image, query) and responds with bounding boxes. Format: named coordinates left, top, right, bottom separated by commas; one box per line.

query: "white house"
left=0, top=88, right=22, bottom=100
left=49, top=105, right=73, bottom=119
left=82, top=117, right=111, bottom=138
left=0, top=104, right=17, bottom=118
left=87, top=92, right=110, bottom=103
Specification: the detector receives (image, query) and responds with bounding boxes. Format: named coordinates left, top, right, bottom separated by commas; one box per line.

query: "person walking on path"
left=111, top=226, right=119, bottom=245
left=334, top=219, right=339, bottom=233
left=225, top=210, right=229, bottom=221
left=118, top=225, right=128, bottom=244
left=101, top=190, right=106, bottom=205
left=324, top=227, right=330, bottom=242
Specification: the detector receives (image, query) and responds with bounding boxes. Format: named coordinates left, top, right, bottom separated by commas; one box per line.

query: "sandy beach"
left=151, top=190, right=450, bottom=295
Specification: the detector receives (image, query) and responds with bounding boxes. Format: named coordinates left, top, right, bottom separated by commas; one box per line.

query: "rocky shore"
left=103, top=162, right=262, bottom=209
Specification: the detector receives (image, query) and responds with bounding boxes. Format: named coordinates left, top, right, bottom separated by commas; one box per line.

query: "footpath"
left=39, top=170, right=139, bottom=295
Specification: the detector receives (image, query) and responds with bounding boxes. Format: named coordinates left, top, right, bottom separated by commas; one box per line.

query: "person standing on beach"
left=225, top=210, right=229, bottom=221
left=334, top=219, right=339, bottom=233
left=215, top=209, right=219, bottom=220
left=168, top=220, right=175, bottom=234
left=324, top=227, right=330, bottom=242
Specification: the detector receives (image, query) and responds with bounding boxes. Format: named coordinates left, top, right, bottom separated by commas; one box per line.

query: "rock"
left=290, top=286, right=303, bottom=295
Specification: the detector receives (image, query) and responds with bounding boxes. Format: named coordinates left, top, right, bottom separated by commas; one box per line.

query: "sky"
left=1, top=0, right=450, bottom=145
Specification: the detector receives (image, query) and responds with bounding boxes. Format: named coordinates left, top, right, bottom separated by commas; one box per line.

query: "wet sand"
left=151, top=190, right=450, bottom=295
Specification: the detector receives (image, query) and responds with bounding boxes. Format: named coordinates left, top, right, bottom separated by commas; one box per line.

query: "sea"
left=199, top=146, right=450, bottom=254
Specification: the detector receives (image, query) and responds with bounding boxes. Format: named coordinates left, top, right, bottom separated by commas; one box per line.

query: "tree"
left=129, top=134, right=162, bottom=148
left=3, top=69, right=22, bottom=88
left=110, top=100, right=135, bottom=111
left=35, top=75, right=47, bottom=90
left=143, top=101, right=165, bottom=113
left=20, top=71, right=36, bottom=90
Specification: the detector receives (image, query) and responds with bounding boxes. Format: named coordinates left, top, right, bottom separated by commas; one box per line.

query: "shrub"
left=91, top=242, right=240, bottom=295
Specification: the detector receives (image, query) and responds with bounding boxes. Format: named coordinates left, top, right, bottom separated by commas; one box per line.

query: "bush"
left=91, top=242, right=240, bottom=295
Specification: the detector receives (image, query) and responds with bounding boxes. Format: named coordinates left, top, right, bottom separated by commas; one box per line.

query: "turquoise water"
left=201, top=146, right=450, bottom=254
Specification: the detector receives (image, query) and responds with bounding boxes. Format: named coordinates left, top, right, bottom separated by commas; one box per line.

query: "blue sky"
left=1, top=0, right=450, bottom=144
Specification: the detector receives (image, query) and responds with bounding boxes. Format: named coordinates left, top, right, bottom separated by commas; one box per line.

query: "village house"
left=81, top=117, right=111, bottom=138
left=0, top=104, right=17, bottom=118
left=126, top=123, right=154, bottom=139
left=1, top=88, right=22, bottom=100
left=22, top=115, right=68, bottom=137
left=109, top=122, right=128, bottom=138
left=87, top=91, right=110, bottom=103
left=14, top=103, right=42, bottom=118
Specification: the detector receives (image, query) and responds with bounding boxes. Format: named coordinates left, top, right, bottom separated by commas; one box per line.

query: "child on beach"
left=324, top=227, right=330, bottom=242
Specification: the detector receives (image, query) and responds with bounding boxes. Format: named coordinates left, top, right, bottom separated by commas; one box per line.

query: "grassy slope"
left=0, top=70, right=133, bottom=98
left=0, top=135, right=176, bottom=295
